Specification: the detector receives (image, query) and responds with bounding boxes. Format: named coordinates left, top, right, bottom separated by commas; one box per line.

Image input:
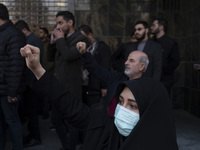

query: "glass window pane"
left=4, top=0, right=69, bottom=32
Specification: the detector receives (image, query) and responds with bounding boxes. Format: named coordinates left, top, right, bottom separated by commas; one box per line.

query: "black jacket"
left=155, top=34, right=180, bottom=87
left=48, top=30, right=88, bottom=99
left=87, top=40, right=111, bottom=95
left=0, top=20, right=26, bottom=96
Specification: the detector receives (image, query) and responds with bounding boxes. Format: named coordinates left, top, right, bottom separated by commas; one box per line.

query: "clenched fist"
left=76, top=42, right=86, bottom=54
left=20, top=44, right=45, bottom=80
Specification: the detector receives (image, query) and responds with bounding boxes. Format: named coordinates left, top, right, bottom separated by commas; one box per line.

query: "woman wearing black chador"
left=108, top=78, right=178, bottom=150
left=20, top=45, right=179, bottom=150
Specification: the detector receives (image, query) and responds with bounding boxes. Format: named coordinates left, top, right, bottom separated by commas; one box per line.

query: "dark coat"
left=87, top=40, right=111, bottom=95
left=31, top=73, right=178, bottom=150
left=48, top=30, right=88, bottom=99
left=0, top=20, right=26, bottom=96
left=42, top=39, right=54, bottom=72
left=155, top=34, right=180, bottom=89
left=112, top=39, right=163, bottom=80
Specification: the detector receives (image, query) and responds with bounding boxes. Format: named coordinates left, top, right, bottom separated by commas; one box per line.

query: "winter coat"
left=0, top=20, right=26, bottom=96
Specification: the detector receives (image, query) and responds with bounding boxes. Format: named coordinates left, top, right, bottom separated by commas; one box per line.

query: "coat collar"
left=0, top=20, right=13, bottom=32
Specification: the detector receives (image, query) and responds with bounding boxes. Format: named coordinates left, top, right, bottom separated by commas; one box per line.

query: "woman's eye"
left=130, top=105, right=138, bottom=109
left=119, top=100, right=123, bottom=105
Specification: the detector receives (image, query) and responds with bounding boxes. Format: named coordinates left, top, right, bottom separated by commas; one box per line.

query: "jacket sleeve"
left=163, top=43, right=180, bottom=74
left=111, top=44, right=126, bottom=72
left=47, top=43, right=57, bottom=62
left=152, top=44, right=162, bottom=80
left=48, top=32, right=89, bottom=62
left=96, top=42, right=111, bottom=89
left=31, top=72, right=90, bottom=130
left=6, top=31, right=26, bottom=96
left=55, top=38, right=81, bottom=62
left=82, top=52, right=121, bottom=86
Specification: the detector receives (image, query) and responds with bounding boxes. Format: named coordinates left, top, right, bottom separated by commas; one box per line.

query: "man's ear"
left=88, top=33, right=93, bottom=38
left=139, top=63, right=145, bottom=72
left=22, top=28, right=27, bottom=34
left=159, top=25, right=164, bottom=31
left=145, top=28, right=149, bottom=34
left=68, top=20, right=73, bottom=27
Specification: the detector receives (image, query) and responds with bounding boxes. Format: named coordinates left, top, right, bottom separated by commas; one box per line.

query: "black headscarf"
left=108, top=77, right=178, bottom=150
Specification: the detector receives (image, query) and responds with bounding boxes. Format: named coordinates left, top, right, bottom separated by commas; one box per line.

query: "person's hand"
left=194, top=64, right=200, bottom=70
left=20, top=44, right=40, bottom=70
left=50, top=32, right=56, bottom=44
left=53, top=28, right=65, bottom=39
left=50, top=28, right=64, bottom=44
left=101, top=89, right=107, bottom=97
left=76, top=42, right=86, bottom=54
left=7, top=96, right=18, bottom=103
left=20, top=44, right=45, bottom=80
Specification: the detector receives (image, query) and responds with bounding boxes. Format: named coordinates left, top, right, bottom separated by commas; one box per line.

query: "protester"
left=151, top=18, right=180, bottom=96
left=47, top=11, right=89, bottom=150
left=15, top=20, right=43, bottom=147
left=0, top=3, right=26, bottom=150
left=78, top=24, right=111, bottom=107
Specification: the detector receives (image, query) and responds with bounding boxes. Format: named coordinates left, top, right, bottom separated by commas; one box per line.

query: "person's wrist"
left=31, top=64, right=46, bottom=80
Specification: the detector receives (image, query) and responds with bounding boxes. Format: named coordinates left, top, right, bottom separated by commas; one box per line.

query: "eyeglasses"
left=135, top=28, right=145, bottom=31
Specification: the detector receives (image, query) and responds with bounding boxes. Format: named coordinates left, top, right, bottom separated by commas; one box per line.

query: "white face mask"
left=114, top=104, right=140, bottom=137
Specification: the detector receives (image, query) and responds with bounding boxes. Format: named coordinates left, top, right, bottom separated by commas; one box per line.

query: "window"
left=3, top=0, right=69, bottom=32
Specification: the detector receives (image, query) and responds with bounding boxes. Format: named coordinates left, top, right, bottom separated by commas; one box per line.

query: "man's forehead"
left=56, top=16, right=65, bottom=22
left=135, top=24, right=144, bottom=28
left=129, top=52, right=140, bottom=59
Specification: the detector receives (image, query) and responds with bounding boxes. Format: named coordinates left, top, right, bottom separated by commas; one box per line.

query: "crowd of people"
left=0, top=2, right=180, bottom=150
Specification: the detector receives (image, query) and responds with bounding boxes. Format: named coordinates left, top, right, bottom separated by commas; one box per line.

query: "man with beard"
left=47, top=11, right=88, bottom=150
left=151, top=18, right=180, bottom=97
left=112, top=21, right=162, bottom=80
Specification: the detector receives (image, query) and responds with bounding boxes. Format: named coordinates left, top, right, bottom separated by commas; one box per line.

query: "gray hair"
left=139, top=55, right=149, bottom=72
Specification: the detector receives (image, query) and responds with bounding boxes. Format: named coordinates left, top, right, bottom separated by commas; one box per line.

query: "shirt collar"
left=66, top=32, right=74, bottom=38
